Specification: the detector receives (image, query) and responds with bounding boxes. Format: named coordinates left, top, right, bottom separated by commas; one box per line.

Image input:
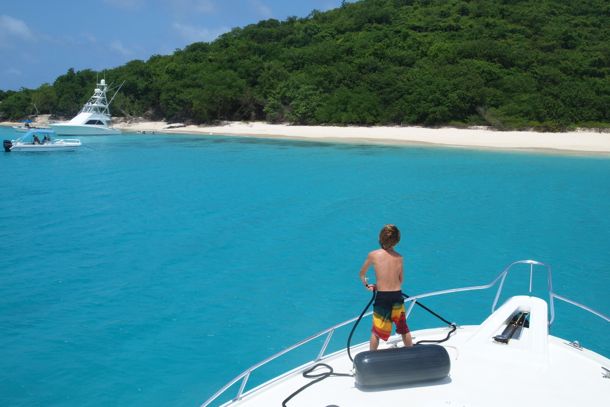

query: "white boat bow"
left=201, top=260, right=610, bottom=407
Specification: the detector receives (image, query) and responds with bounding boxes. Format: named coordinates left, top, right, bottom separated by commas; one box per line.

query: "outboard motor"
left=3, top=140, right=12, bottom=152
left=354, top=344, right=450, bottom=389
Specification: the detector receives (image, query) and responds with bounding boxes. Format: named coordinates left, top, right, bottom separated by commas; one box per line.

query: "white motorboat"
left=50, top=79, right=122, bottom=136
left=202, top=260, right=609, bottom=406
left=3, top=129, right=81, bottom=152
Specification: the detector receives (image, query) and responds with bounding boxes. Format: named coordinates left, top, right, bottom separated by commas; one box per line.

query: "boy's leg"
left=392, top=302, right=412, bottom=347
left=401, top=332, right=413, bottom=347
left=370, top=332, right=380, bottom=350
left=371, top=294, right=394, bottom=350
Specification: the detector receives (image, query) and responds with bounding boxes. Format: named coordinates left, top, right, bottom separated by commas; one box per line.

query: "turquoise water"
left=1, top=126, right=609, bottom=406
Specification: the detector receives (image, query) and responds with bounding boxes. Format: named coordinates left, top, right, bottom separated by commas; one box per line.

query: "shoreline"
left=3, top=117, right=610, bottom=155
left=116, top=120, right=610, bottom=155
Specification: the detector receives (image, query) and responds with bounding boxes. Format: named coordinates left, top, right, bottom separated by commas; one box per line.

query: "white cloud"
left=110, top=40, right=132, bottom=56
left=0, top=15, right=34, bottom=47
left=172, top=22, right=227, bottom=43
left=249, top=0, right=272, bottom=18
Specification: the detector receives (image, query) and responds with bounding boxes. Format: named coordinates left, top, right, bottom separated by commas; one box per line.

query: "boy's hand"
left=366, top=284, right=376, bottom=291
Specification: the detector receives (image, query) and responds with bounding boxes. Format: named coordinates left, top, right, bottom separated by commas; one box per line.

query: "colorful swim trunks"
left=372, top=290, right=410, bottom=341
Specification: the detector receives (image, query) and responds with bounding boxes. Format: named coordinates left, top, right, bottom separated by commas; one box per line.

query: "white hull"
left=224, top=323, right=609, bottom=407
left=203, top=260, right=610, bottom=407
left=4, top=129, right=81, bottom=152
left=49, top=123, right=120, bottom=136
left=10, top=140, right=81, bottom=151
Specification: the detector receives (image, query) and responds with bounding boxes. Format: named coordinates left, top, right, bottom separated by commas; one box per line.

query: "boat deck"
left=221, top=297, right=609, bottom=406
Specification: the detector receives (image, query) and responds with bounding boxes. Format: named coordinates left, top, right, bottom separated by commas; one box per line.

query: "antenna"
left=107, top=81, right=125, bottom=106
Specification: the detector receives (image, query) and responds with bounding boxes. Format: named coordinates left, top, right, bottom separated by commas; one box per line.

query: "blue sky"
left=0, top=0, right=345, bottom=91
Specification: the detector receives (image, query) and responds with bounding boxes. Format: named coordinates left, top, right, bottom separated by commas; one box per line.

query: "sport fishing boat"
left=201, top=260, right=609, bottom=406
left=50, top=79, right=122, bottom=136
left=3, top=129, right=81, bottom=152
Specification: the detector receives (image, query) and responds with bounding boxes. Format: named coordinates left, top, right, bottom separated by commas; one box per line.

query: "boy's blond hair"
left=379, top=224, right=400, bottom=249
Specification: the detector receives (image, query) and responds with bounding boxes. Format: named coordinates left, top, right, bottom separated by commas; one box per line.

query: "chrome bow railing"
left=201, top=260, right=609, bottom=406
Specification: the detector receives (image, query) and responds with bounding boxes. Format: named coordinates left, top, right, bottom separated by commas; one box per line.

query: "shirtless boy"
left=359, top=224, right=413, bottom=350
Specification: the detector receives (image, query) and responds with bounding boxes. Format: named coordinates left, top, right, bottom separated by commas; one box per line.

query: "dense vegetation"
left=1, top=0, right=609, bottom=130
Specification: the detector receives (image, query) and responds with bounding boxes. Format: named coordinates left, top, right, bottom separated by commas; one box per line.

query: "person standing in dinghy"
left=359, top=224, right=413, bottom=350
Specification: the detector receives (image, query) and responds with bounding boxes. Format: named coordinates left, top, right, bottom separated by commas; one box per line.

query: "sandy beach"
left=3, top=116, right=610, bottom=154
left=116, top=120, right=610, bottom=155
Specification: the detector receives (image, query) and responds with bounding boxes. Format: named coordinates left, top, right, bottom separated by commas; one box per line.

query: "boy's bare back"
left=360, top=248, right=403, bottom=291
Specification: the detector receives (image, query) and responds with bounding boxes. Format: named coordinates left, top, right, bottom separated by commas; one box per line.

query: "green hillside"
left=1, top=0, right=609, bottom=130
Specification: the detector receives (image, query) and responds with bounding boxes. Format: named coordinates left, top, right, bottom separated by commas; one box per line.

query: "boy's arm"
left=398, top=256, right=404, bottom=284
left=359, top=253, right=374, bottom=289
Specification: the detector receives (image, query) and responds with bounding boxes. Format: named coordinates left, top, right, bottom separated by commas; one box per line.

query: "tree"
left=2, top=0, right=609, bottom=129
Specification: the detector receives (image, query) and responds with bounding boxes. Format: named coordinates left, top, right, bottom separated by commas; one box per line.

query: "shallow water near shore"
left=1, top=127, right=609, bottom=406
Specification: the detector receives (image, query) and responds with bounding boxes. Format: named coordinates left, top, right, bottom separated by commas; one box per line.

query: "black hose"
left=402, top=293, right=454, bottom=326
left=400, top=293, right=457, bottom=345
left=415, top=323, right=457, bottom=345
left=346, top=289, right=376, bottom=362
left=281, top=363, right=352, bottom=407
